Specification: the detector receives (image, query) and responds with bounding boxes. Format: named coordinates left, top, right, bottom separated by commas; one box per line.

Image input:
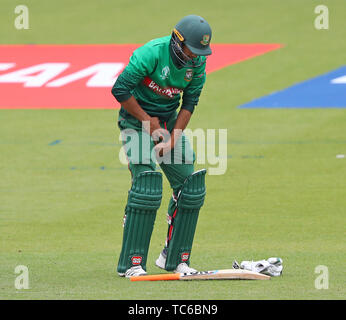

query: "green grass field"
left=1, top=0, right=345, bottom=300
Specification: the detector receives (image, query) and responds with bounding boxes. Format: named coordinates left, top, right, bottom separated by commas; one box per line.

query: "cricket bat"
left=130, top=269, right=270, bottom=281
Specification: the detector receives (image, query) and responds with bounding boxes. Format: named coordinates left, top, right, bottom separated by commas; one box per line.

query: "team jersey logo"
left=200, top=34, right=210, bottom=46
left=184, top=69, right=193, bottom=82
left=160, top=66, right=170, bottom=80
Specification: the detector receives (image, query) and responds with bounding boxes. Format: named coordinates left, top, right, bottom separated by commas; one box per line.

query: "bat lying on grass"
left=130, top=269, right=270, bottom=281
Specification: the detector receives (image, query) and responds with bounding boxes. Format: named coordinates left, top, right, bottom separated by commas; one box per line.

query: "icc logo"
left=160, top=66, right=170, bottom=80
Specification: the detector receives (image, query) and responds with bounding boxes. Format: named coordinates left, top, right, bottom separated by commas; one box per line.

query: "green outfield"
left=1, top=0, right=345, bottom=300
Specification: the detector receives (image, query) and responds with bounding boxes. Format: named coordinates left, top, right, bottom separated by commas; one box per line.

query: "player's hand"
left=148, top=117, right=160, bottom=133
left=154, top=139, right=173, bottom=157
left=149, top=117, right=169, bottom=143
left=142, top=117, right=165, bottom=141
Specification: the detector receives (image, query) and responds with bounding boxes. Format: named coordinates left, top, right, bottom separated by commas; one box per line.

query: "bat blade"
left=180, top=269, right=270, bottom=280
left=130, top=269, right=270, bottom=281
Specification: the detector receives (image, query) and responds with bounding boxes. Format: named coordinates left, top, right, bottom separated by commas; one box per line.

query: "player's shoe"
left=174, top=263, right=197, bottom=274
left=155, top=252, right=197, bottom=273
left=155, top=252, right=167, bottom=270
left=118, top=266, right=147, bottom=278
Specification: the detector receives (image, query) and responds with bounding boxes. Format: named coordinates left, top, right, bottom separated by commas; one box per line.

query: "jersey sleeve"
left=111, top=45, right=158, bottom=102
left=181, top=59, right=207, bottom=113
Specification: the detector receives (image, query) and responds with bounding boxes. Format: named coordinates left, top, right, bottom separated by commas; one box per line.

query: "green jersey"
left=112, top=36, right=207, bottom=121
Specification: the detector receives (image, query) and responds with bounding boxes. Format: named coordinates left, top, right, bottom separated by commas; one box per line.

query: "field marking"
left=48, top=139, right=62, bottom=146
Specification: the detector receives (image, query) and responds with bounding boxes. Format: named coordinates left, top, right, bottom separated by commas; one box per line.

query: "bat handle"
left=130, top=273, right=180, bottom=281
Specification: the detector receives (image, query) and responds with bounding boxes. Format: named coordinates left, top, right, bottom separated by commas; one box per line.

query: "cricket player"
left=112, top=15, right=212, bottom=277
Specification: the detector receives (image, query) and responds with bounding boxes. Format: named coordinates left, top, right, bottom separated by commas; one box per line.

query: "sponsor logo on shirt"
left=143, top=76, right=182, bottom=98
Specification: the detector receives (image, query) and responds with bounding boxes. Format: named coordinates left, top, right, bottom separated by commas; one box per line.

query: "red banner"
left=0, top=44, right=281, bottom=108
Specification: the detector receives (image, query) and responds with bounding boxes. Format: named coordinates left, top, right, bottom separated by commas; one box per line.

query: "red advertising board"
left=0, top=44, right=281, bottom=108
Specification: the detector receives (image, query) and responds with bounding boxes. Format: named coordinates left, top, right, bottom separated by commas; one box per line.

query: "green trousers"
left=118, top=112, right=195, bottom=193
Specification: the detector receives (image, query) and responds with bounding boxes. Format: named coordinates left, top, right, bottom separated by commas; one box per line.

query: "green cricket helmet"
left=171, top=15, right=212, bottom=67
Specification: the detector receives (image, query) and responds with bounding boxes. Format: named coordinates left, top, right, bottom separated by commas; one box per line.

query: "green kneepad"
left=165, top=169, right=206, bottom=271
left=117, top=171, right=162, bottom=273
